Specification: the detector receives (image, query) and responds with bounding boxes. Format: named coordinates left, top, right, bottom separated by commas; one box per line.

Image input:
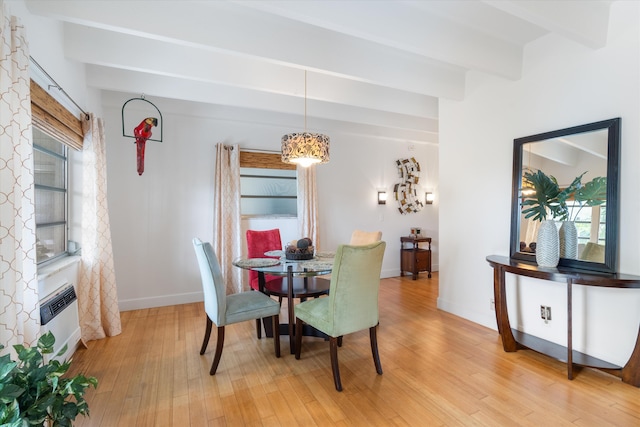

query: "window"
left=568, top=201, right=606, bottom=247
left=241, top=168, right=297, bottom=216
left=34, top=127, right=68, bottom=263
left=239, top=151, right=297, bottom=217
left=29, top=78, right=83, bottom=265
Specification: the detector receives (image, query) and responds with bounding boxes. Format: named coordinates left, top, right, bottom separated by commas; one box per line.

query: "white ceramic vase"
left=536, top=220, right=559, bottom=267
left=559, top=221, right=578, bottom=259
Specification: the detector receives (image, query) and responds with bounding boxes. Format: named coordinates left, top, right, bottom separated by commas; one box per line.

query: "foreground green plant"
left=0, top=332, right=97, bottom=427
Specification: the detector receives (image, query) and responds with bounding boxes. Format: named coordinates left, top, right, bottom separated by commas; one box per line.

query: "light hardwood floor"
left=67, top=273, right=640, bottom=426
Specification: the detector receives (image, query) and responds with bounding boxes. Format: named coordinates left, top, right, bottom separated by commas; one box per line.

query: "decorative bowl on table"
left=285, top=237, right=314, bottom=260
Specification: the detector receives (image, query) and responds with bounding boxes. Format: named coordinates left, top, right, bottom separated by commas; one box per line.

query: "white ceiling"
left=24, top=0, right=614, bottom=145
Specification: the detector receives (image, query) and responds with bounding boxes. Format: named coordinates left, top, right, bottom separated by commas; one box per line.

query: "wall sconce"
left=425, top=192, right=434, bottom=204
left=378, top=191, right=387, bottom=205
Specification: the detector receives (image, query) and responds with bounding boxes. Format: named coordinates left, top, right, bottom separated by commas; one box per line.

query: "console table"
left=486, top=255, right=640, bottom=387
left=400, top=236, right=432, bottom=279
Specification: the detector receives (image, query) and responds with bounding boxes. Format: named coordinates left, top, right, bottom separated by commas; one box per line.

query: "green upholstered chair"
left=192, top=238, right=281, bottom=375
left=294, top=241, right=386, bottom=391
left=579, top=242, right=605, bottom=262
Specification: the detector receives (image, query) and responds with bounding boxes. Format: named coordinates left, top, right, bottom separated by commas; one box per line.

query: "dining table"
left=233, top=251, right=335, bottom=354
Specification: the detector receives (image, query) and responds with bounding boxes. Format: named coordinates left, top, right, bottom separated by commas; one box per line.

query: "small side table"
left=400, top=236, right=432, bottom=279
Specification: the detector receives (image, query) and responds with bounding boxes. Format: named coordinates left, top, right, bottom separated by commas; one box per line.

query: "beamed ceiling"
left=24, top=0, right=615, bottom=145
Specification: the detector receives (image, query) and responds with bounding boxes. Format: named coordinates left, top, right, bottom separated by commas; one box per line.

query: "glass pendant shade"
left=281, top=132, right=330, bottom=167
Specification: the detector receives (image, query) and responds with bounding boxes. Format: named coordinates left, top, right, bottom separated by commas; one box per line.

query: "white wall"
left=438, top=1, right=640, bottom=366
left=317, top=134, right=439, bottom=274
left=101, top=94, right=439, bottom=310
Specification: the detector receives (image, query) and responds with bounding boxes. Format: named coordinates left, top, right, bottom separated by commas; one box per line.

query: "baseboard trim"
left=119, top=291, right=204, bottom=312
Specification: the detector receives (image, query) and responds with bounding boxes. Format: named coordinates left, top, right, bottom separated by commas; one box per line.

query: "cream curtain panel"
left=78, top=114, right=122, bottom=343
left=0, top=2, right=40, bottom=350
left=213, top=143, right=243, bottom=293
left=297, top=165, right=320, bottom=249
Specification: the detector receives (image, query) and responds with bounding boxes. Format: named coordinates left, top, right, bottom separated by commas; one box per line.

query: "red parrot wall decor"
left=121, top=95, right=163, bottom=176
left=133, top=117, right=158, bottom=175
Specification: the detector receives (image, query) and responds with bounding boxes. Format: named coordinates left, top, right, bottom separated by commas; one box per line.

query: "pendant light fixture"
left=281, top=70, right=330, bottom=167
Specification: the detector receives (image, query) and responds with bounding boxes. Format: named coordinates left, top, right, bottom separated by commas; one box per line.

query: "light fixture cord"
left=304, top=70, right=307, bottom=132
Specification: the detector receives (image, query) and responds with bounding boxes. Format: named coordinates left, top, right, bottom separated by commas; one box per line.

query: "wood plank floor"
left=67, top=273, right=640, bottom=426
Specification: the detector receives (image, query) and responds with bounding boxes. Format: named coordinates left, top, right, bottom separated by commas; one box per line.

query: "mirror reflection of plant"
left=521, top=170, right=585, bottom=221
left=568, top=176, right=607, bottom=221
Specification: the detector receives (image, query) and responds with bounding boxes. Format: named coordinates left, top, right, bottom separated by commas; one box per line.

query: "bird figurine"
left=133, top=117, right=158, bottom=175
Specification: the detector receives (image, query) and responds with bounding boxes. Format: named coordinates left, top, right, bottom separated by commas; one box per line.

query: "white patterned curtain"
left=297, top=165, right=320, bottom=249
left=0, top=2, right=40, bottom=351
left=78, top=114, right=122, bottom=343
left=213, top=143, right=242, bottom=293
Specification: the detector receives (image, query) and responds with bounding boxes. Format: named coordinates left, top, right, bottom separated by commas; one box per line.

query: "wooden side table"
left=400, top=236, right=432, bottom=279
left=486, top=255, right=640, bottom=387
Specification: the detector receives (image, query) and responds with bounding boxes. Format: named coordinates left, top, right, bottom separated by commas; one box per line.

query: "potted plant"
left=521, top=170, right=607, bottom=264
left=521, top=169, right=584, bottom=221
left=0, top=331, right=97, bottom=427
left=520, top=169, right=584, bottom=266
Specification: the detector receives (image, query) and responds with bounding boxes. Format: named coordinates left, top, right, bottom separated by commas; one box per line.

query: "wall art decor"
left=122, top=95, right=163, bottom=175
left=394, top=157, right=424, bottom=214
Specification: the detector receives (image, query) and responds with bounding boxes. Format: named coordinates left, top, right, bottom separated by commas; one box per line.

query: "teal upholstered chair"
left=192, top=238, right=281, bottom=375
left=294, top=241, right=386, bottom=391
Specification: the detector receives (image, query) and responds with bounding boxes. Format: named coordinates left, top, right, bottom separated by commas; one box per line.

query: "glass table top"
left=233, top=257, right=333, bottom=276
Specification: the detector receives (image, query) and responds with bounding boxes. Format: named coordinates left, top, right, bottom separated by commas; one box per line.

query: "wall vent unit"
left=40, top=285, right=77, bottom=326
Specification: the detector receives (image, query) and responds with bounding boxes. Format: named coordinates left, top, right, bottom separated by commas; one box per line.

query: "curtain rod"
left=29, top=56, right=89, bottom=121
left=240, top=148, right=281, bottom=154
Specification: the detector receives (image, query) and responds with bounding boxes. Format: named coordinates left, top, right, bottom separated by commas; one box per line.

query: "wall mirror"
left=509, top=118, right=620, bottom=273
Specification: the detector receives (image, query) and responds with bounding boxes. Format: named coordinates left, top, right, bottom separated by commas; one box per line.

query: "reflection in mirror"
left=510, top=118, right=620, bottom=273
left=520, top=130, right=608, bottom=258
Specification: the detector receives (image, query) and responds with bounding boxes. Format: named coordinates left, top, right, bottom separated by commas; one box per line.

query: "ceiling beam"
left=27, top=0, right=466, bottom=99
left=86, top=66, right=437, bottom=137
left=484, top=0, right=611, bottom=49
left=64, top=24, right=439, bottom=120
left=237, top=0, right=525, bottom=80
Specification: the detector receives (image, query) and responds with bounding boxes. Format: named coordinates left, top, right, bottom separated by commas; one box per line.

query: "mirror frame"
left=509, top=118, right=621, bottom=273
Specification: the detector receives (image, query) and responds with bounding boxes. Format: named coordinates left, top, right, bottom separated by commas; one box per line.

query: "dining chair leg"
left=329, top=336, right=343, bottom=391
left=273, top=315, right=281, bottom=358
left=294, top=317, right=303, bottom=359
left=200, top=317, right=213, bottom=355
left=210, top=326, right=225, bottom=375
left=370, top=325, right=383, bottom=375
left=256, top=319, right=262, bottom=339
left=337, top=336, right=343, bottom=347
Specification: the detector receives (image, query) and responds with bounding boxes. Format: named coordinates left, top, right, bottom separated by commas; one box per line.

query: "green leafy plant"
left=569, top=176, right=607, bottom=221
left=0, top=332, right=97, bottom=427
left=521, top=169, right=605, bottom=223
left=521, top=170, right=584, bottom=221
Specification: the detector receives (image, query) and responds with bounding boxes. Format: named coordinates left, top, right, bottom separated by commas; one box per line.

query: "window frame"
left=30, top=79, right=83, bottom=266
left=239, top=151, right=297, bottom=218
